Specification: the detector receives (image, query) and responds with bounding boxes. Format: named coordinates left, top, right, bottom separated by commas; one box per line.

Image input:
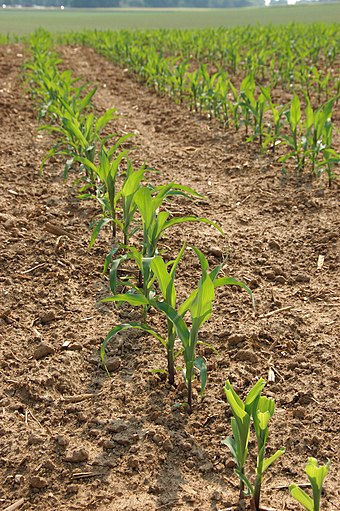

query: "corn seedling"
left=101, top=247, right=253, bottom=409
left=223, top=379, right=285, bottom=509
left=290, top=458, right=331, bottom=511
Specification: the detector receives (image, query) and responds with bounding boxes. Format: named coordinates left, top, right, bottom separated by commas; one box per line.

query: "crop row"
left=23, top=29, right=331, bottom=510
left=59, top=25, right=340, bottom=183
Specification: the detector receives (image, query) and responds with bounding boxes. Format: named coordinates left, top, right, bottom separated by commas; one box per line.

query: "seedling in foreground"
left=290, top=458, right=331, bottom=511
left=223, top=379, right=285, bottom=510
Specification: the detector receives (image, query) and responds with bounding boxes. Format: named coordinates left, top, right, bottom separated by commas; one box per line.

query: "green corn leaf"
left=134, top=187, right=154, bottom=231
left=95, top=107, right=117, bottom=133
left=225, top=387, right=247, bottom=422
left=80, top=86, right=97, bottom=111
left=89, top=217, right=112, bottom=247
left=164, top=216, right=224, bottom=235
left=235, top=468, right=254, bottom=496
left=289, top=94, right=301, bottom=131
left=108, top=254, right=128, bottom=294
left=305, top=457, right=331, bottom=495
left=101, top=292, right=149, bottom=307
left=289, top=484, right=314, bottom=511
left=262, top=448, right=285, bottom=473
left=244, top=378, right=266, bottom=410
left=153, top=300, right=190, bottom=347
left=193, top=355, right=207, bottom=397
left=190, top=270, right=215, bottom=335
left=62, top=117, right=89, bottom=148
left=103, top=246, right=119, bottom=274
left=150, top=256, right=175, bottom=306
left=222, top=435, right=237, bottom=461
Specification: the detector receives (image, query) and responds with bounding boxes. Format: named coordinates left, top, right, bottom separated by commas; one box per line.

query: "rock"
left=199, top=461, right=213, bottom=473
left=268, top=240, right=281, bottom=251
left=0, top=213, right=17, bottom=229
left=68, top=342, right=82, bottom=351
left=44, top=459, right=57, bottom=471
left=102, top=440, right=115, bottom=450
left=33, top=343, right=55, bottom=360
left=162, top=439, right=174, bottom=452
left=30, top=476, right=48, bottom=489
left=127, top=456, right=139, bottom=469
left=56, top=435, right=68, bottom=447
left=263, top=270, right=276, bottom=281
left=295, top=273, right=310, bottom=283
left=105, top=358, right=121, bottom=372
left=275, top=275, right=286, bottom=284
left=227, top=333, right=245, bottom=348
left=152, top=433, right=164, bottom=446
left=293, top=406, right=306, bottom=419
left=28, top=434, right=44, bottom=445
left=234, top=349, right=258, bottom=363
left=40, top=311, right=56, bottom=324
left=208, top=246, right=223, bottom=258
left=65, top=448, right=89, bottom=463
left=211, top=490, right=222, bottom=501
left=114, top=433, right=132, bottom=446
left=225, top=459, right=236, bottom=469
left=106, top=420, right=127, bottom=433
left=14, top=474, right=24, bottom=484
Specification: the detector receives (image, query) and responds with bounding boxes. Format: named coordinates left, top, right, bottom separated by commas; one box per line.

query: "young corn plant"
left=223, top=379, right=285, bottom=510
left=289, top=458, right=331, bottom=511
left=280, top=93, right=305, bottom=173
left=223, top=378, right=266, bottom=499
left=77, top=147, right=129, bottom=244
left=152, top=248, right=253, bottom=410
left=101, top=247, right=253, bottom=409
left=125, top=183, right=222, bottom=299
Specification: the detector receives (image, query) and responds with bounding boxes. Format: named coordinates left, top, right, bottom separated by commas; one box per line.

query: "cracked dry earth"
left=0, top=43, right=339, bottom=511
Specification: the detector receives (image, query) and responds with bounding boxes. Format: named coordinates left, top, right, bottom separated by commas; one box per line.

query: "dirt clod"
left=33, top=343, right=55, bottom=360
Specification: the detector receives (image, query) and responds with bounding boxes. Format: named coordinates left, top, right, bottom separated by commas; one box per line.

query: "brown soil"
left=0, top=44, right=339, bottom=511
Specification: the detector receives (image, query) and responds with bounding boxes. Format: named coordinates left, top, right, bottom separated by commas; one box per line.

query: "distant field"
left=0, top=5, right=339, bottom=36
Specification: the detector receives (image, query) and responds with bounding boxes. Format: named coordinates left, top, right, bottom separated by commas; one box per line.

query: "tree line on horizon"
left=3, top=0, right=332, bottom=7
left=0, top=0, right=279, bottom=8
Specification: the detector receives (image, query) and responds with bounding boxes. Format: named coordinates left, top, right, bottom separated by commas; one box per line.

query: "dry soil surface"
left=0, top=44, right=339, bottom=511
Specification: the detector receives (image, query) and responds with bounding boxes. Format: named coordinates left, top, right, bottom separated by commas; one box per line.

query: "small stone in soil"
left=293, top=406, right=306, bottom=419
left=105, top=358, right=121, bottom=372
left=30, top=476, right=48, bottom=489
left=33, top=343, right=55, bottom=360
left=28, top=434, right=44, bottom=445
left=56, top=435, right=68, bottom=447
left=228, top=333, right=245, bottom=348
left=208, top=246, right=223, bottom=258
left=234, top=349, right=258, bottom=363
left=40, top=311, right=56, bottom=324
left=295, top=273, right=310, bottom=283
left=65, top=448, right=89, bottom=463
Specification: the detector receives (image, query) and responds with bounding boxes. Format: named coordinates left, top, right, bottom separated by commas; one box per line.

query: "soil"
left=0, top=43, right=339, bottom=511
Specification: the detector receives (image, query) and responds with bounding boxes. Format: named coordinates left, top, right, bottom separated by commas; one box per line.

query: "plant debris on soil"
left=0, top=44, right=339, bottom=511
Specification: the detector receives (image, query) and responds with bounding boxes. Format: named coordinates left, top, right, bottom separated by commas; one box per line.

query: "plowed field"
left=0, top=44, right=339, bottom=511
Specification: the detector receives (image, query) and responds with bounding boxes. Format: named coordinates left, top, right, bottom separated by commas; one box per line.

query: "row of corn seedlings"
left=59, top=24, right=339, bottom=98
left=25, top=29, right=253, bottom=412
left=24, top=31, right=332, bottom=510
left=58, top=26, right=339, bottom=184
